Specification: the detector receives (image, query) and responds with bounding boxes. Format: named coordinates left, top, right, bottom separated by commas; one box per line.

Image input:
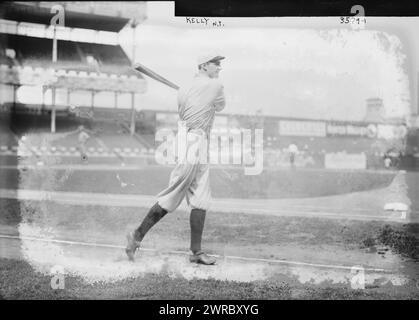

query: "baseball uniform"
left=78, top=130, right=89, bottom=160
left=288, top=143, right=298, bottom=166
left=157, top=74, right=226, bottom=212
left=126, top=54, right=225, bottom=265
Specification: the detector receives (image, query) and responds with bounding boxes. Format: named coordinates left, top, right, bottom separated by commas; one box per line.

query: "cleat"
left=189, top=251, right=216, bottom=265
left=125, top=232, right=141, bottom=262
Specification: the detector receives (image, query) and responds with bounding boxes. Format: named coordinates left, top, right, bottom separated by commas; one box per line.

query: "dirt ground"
left=1, top=257, right=418, bottom=300
left=1, top=198, right=418, bottom=300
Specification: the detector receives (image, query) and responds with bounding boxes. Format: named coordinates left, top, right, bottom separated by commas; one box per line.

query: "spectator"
left=288, top=142, right=298, bottom=168
left=77, top=125, right=90, bottom=162
left=384, top=156, right=392, bottom=169
left=384, top=148, right=402, bottom=169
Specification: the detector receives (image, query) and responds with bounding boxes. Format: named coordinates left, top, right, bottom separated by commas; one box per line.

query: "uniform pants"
left=157, top=130, right=211, bottom=212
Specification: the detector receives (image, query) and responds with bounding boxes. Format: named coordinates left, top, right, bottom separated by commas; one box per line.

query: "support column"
left=38, top=86, right=44, bottom=115
left=131, top=20, right=138, bottom=64
left=417, top=71, right=419, bottom=115
left=51, top=87, right=56, bottom=133
left=91, top=90, right=95, bottom=109
left=67, top=88, right=71, bottom=106
left=52, top=26, right=57, bottom=63
left=130, top=92, right=135, bottom=136
left=13, top=85, right=17, bottom=107
left=114, top=91, right=118, bottom=109
left=51, top=22, right=57, bottom=132
left=41, top=86, right=46, bottom=114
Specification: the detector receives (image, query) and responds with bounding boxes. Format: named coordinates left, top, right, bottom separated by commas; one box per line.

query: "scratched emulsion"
left=17, top=29, right=410, bottom=284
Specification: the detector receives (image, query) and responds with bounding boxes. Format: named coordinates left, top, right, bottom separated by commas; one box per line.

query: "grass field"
left=2, top=257, right=418, bottom=300
left=1, top=197, right=418, bottom=299
left=2, top=164, right=396, bottom=199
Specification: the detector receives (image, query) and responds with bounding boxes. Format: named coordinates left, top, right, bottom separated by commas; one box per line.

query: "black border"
left=175, top=0, right=419, bottom=17
left=0, top=300, right=416, bottom=318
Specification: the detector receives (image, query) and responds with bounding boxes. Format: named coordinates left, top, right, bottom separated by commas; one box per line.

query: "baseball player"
left=126, top=53, right=226, bottom=265
left=77, top=125, right=91, bottom=163
left=58, top=124, right=94, bottom=162
left=288, top=142, right=298, bottom=168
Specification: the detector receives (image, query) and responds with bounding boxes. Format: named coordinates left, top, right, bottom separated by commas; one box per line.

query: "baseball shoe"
left=125, top=231, right=141, bottom=262
left=189, top=251, right=216, bottom=265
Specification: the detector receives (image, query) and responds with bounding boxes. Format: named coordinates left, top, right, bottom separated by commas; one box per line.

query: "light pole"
left=129, top=19, right=139, bottom=136
left=50, top=25, right=57, bottom=133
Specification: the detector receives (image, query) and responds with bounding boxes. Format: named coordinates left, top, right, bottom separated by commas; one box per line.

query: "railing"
left=0, top=64, right=146, bottom=93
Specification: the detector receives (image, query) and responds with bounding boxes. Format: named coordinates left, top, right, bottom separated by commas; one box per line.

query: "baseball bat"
left=133, top=62, right=179, bottom=90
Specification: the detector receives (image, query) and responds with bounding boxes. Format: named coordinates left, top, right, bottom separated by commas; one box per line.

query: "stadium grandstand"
left=0, top=1, right=154, bottom=152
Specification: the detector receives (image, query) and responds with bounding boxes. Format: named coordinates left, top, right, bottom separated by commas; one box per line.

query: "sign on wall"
left=326, top=123, right=378, bottom=138
left=279, top=120, right=326, bottom=137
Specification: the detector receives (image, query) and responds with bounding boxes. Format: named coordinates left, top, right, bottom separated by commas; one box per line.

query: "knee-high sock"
left=190, top=208, right=206, bottom=254
left=134, top=202, right=168, bottom=242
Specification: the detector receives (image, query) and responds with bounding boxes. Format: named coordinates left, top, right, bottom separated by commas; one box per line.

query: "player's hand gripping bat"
left=133, top=63, right=179, bottom=90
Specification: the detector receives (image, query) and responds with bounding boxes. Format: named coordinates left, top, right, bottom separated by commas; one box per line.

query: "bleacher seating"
left=77, top=42, right=129, bottom=66
left=0, top=34, right=136, bottom=76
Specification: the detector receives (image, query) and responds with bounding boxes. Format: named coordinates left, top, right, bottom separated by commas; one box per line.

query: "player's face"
left=205, top=60, right=222, bottom=78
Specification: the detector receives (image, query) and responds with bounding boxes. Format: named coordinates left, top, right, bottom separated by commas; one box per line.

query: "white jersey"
left=157, top=74, right=226, bottom=213
left=178, top=74, right=225, bottom=136
left=78, top=131, right=89, bottom=144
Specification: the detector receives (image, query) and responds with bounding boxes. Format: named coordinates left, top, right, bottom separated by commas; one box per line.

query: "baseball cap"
left=197, top=54, right=225, bottom=66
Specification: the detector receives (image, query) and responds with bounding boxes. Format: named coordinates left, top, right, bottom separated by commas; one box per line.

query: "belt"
left=187, top=128, right=207, bottom=136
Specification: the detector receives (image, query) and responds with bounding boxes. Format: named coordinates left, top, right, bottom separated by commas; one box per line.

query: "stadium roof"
left=0, top=2, right=147, bottom=32
left=0, top=34, right=134, bottom=71
left=0, top=34, right=146, bottom=93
